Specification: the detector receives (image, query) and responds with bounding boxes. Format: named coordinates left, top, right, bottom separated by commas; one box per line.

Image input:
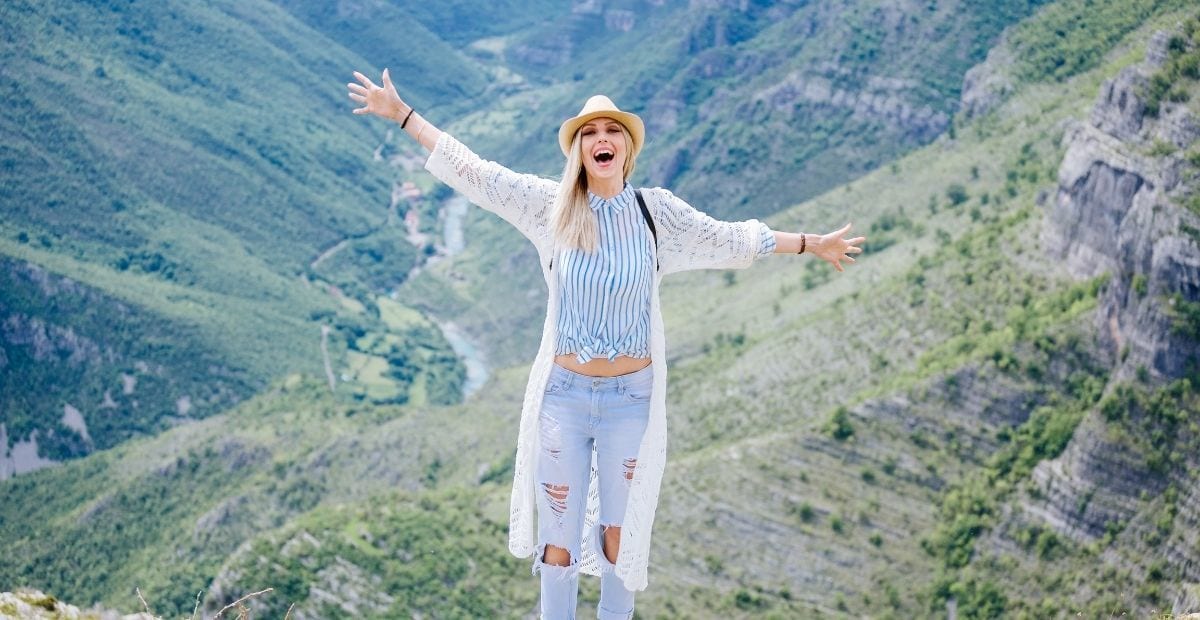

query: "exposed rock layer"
left=1026, top=28, right=1200, bottom=609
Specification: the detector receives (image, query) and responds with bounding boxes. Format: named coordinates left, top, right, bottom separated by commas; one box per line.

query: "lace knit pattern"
left=424, top=132, right=771, bottom=591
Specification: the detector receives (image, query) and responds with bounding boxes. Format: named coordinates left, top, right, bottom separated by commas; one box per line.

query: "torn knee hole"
left=542, top=544, right=573, bottom=567
left=602, top=525, right=622, bottom=564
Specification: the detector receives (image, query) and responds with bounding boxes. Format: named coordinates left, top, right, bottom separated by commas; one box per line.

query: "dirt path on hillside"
left=310, top=239, right=350, bottom=270
left=320, top=324, right=335, bottom=392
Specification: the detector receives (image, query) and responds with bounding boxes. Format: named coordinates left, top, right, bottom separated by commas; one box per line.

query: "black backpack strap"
left=634, top=189, right=657, bottom=244
left=634, top=189, right=660, bottom=271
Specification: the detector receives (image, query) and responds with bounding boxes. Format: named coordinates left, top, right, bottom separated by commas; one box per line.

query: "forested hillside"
left=0, top=0, right=497, bottom=467
left=2, top=0, right=1199, bottom=618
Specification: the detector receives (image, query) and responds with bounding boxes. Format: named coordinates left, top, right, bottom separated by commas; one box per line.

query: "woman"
left=348, top=68, right=864, bottom=619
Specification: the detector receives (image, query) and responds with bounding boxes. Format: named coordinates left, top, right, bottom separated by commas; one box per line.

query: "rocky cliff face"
left=1021, top=27, right=1200, bottom=606
left=741, top=70, right=950, bottom=143
left=1043, top=30, right=1200, bottom=381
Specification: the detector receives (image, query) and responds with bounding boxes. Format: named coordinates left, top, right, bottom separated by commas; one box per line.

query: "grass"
left=1008, top=0, right=1194, bottom=83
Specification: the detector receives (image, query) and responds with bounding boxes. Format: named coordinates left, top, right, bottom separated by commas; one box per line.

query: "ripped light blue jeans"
left=533, top=362, right=652, bottom=620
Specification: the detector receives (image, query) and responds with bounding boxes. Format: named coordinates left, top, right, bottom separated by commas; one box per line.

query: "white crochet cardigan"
left=425, top=132, right=770, bottom=591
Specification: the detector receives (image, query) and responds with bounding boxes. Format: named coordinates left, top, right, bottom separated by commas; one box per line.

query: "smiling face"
left=579, top=117, right=629, bottom=192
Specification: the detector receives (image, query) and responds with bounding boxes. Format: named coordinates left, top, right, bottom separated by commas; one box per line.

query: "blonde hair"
left=552, top=123, right=638, bottom=252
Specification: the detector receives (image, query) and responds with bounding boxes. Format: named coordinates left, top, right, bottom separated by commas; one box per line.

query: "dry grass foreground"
left=0, top=588, right=284, bottom=620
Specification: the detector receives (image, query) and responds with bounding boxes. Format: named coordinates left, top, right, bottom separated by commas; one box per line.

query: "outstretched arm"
left=653, top=189, right=866, bottom=274
left=347, top=68, right=441, bottom=151
left=346, top=68, right=555, bottom=244
left=773, top=223, right=865, bottom=272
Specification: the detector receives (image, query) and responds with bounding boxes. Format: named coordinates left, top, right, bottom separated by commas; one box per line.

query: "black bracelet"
left=400, top=107, right=415, bottom=129
left=798, top=233, right=807, bottom=254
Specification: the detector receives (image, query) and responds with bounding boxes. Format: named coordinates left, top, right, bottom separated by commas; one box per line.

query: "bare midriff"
left=553, top=354, right=652, bottom=377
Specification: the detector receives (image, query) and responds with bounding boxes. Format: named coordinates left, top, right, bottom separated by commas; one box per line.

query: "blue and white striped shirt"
left=555, top=184, right=776, bottom=364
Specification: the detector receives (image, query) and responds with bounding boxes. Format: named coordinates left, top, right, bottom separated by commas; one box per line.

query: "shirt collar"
left=588, top=183, right=634, bottom=213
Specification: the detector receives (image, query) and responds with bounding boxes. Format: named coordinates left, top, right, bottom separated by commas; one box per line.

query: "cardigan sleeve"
left=650, top=188, right=774, bottom=274
left=424, top=132, right=557, bottom=245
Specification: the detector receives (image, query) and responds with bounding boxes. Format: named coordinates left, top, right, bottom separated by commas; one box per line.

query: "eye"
left=582, top=128, right=595, bottom=136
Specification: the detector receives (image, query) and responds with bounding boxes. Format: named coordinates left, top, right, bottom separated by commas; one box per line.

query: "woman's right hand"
left=348, top=69, right=406, bottom=121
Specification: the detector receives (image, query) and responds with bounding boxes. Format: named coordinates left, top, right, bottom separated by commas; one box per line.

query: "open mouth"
left=594, top=149, right=614, bottom=163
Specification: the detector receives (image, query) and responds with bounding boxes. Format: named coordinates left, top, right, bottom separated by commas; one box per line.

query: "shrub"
left=732, top=589, right=767, bottom=610
left=946, top=183, right=970, bottom=206
left=882, top=458, right=898, bottom=476
left=825, top=407, right=855, bottom=441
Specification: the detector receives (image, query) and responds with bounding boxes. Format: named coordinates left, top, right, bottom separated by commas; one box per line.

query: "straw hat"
left=557, top=95, right=645, bottom=157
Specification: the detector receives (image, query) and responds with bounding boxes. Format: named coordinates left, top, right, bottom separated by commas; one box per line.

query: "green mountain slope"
left=267, top=0, right=570, bottom=115
left=0, top=0, right=472, bottom=460
left=388, top=0, right=1099, bottom=372
left=441, top=0, right=1058, bottom=218
left=0, top=371, right=527, bottom=615
left=0, top=0, right=1093, bottom=463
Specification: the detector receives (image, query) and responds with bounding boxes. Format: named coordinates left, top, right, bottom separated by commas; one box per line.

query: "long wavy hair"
left=552, top=123, right=638, bottom=252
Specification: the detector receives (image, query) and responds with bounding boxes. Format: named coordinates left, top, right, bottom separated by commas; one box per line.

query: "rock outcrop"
left=960, top=38, right=1016, bottom=120
left=1043, top=31, right=1200, bottom=383
left=746, top=70, right=950, bottom=142
left=1024, top=413, right=1163, bottom=541
left=1020, top=27, right=1200, bottom=608
left=0, top=589, right=151, bottom=619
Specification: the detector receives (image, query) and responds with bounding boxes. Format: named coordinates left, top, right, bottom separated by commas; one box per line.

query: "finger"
left=352, top=106, right=369, bottom=114
left=844, top=255, right=856, bottom=264
left=348, top=83, right=368, bottom=95
left=846, top=246, right=864, bottom=254
left=382, top=67, right=394, bottom=91
left=353, top=71, right=378, bottom=89
left=833, top=260, right=844, bottom=273
left=348, top=93, right=366, bottom=103
left=837, top=222, right=852, bottom=236
left=847, top=236, right=866, bottom=245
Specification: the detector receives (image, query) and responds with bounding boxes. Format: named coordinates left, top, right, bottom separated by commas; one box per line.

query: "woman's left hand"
left=810, top=223, right=865, bottom=272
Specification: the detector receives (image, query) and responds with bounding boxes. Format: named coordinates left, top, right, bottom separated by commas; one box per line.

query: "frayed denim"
left=594, top=524, right=635, bottom=620
left=533, top=362, right=651, bottom=619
